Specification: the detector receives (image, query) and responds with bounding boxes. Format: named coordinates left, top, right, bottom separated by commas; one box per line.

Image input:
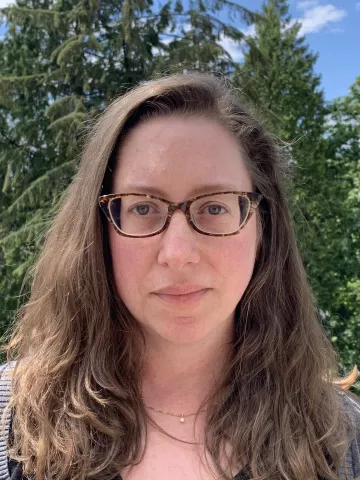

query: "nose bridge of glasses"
left=165, top=201, right=193, bottom=232
left=168, top=200, right=190, bottom=216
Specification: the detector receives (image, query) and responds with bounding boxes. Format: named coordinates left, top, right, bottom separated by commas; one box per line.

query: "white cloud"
left=241, top=24, right=256, bottom=38
left=159, top=22, right=191, bottom=46
left=296, top=3, right=347, bottom=35
left=297, top=0, right=319, bottom=9
left=219, top=34, right=244, bottom=62
left=0, top=0, right=15, bottom=7
left=218, top=25, right=255, bottom=63
left=356, top=2, right=360, bottom=10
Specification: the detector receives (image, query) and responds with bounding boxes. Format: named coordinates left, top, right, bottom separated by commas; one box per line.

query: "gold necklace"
left=144, top=403, right=207, bottom=423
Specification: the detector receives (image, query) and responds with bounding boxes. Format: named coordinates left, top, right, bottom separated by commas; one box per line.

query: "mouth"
left=152, top=288, right=209, bottom=306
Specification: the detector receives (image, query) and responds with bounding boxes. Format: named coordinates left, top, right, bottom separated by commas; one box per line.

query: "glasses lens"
left=191, top=193, right=250, bottom=234
left=109, top=195, right=168, bottom=236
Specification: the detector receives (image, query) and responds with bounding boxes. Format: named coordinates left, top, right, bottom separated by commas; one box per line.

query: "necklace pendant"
left=180, top=415, right=185, bottom=423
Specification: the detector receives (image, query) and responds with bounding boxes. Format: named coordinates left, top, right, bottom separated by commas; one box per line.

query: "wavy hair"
left=3, top=73, right=356, bottom=479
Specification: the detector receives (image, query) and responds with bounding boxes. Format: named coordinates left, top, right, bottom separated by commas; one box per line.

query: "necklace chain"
left=144, top=403, right=207, bottom=423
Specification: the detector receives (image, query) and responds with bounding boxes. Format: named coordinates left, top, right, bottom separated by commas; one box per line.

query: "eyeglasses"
left=98, top=191, right=263, bottom=238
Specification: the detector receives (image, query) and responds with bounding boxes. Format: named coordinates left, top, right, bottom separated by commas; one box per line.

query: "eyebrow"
left=120, top=183, right=239, bottom=198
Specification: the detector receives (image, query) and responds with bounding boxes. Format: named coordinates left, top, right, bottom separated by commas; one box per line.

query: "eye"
left=129, top=202, right=158, bottom=216
left=198, top=203, right=228, bottom=215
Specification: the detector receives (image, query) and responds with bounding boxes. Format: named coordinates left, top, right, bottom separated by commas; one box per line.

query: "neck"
left=141, top=325, right=234, bottom=414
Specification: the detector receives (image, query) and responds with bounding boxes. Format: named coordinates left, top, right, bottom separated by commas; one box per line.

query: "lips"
left=152, top=284, right=209, bottom=306
left=153, top=284, right=207, bottom=295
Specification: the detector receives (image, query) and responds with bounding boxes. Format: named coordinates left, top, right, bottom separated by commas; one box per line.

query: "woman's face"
left=108, top=116, right=258, bottom=345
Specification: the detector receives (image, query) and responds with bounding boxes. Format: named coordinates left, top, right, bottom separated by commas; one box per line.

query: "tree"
left=235, top=0, right=360, bottom=370
left=0, top=0, right=256, bottom=332
left=323, top=77, right=360, bottom=367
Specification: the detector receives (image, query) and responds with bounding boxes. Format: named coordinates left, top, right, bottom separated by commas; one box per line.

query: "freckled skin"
left=108, top=116, right=258, bottom=346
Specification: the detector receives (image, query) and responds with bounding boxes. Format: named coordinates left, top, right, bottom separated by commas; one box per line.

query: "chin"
left=143, top=313, right=227, bottom=346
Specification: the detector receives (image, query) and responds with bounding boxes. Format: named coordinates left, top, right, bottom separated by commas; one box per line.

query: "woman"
left=1, top=73, right=359, bottom=480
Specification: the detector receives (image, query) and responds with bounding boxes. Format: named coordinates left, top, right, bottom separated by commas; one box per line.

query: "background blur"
left=0, top=0, right=359, bottom=381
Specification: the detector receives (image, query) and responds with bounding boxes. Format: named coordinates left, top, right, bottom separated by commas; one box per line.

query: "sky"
left=0, top=0, right=358, bottom=102
left=221, top=0, right=360, bottom=102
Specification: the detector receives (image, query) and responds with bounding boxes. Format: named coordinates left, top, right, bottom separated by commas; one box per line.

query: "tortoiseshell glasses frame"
left=98, top=191, right=263, bottom=238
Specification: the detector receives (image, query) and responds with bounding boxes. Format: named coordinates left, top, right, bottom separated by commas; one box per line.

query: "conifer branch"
left=6, top=160, right=76, bottom=215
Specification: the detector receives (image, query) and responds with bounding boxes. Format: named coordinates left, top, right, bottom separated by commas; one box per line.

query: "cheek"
left=219, top=238, right=256, bottom=275
left=108, top=229, right=152, bottom=299
left=216, top=222, right=257, bottom=292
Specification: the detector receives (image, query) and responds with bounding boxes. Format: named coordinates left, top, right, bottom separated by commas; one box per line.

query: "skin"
left=109, top=115, right=258, bottom=349
left=108, top=116, right=258, bottom=479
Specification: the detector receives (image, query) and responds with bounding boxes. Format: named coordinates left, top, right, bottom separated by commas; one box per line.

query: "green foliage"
left=322, top=78, right=360, bottom=367
left=236, top=0, right=360, bottom=370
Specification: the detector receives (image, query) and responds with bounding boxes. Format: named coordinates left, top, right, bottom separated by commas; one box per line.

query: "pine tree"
left=323, top=77, right=360, bottom=367
left=0, top=0, right=256, bottom=332
left=235, top=0, right=359, bottom=369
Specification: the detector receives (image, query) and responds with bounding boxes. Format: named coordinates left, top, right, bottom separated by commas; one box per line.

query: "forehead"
left=112, top=116, right=253, bottom=199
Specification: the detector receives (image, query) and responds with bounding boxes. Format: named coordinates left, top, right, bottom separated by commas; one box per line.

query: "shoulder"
left=0, top=362, right=15, bottom=426
left=338, top=390, right=360, bottom=480
left=0, top=362, right=16, bottom=403
left=0, top=363, right=14, bottom=480
left=340, top=390, right=360, bottom=423
left=0, top=362, right=14, bottom=389
left=0, top=361, right=15, bottom=416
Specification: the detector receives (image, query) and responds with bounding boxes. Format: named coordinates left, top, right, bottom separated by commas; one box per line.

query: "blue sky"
left=0, top=0, right=358, bottom=102
left=290, top=0, right=359, bottom=101
left=221, top=0, right=360, bottom=102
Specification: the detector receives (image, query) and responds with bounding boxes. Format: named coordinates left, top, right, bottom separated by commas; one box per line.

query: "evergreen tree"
left=324, top=77, right=360, bottom=367
left=0, top=0, right=256, bottom=332
left=235, top=0, right=359, bottom=369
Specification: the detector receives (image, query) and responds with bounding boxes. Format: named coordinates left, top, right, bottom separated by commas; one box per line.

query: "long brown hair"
left=4, top=73, right=355, bottom=479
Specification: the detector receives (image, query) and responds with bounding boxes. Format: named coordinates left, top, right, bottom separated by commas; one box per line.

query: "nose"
left=157, top=209, right=201, bottom=270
